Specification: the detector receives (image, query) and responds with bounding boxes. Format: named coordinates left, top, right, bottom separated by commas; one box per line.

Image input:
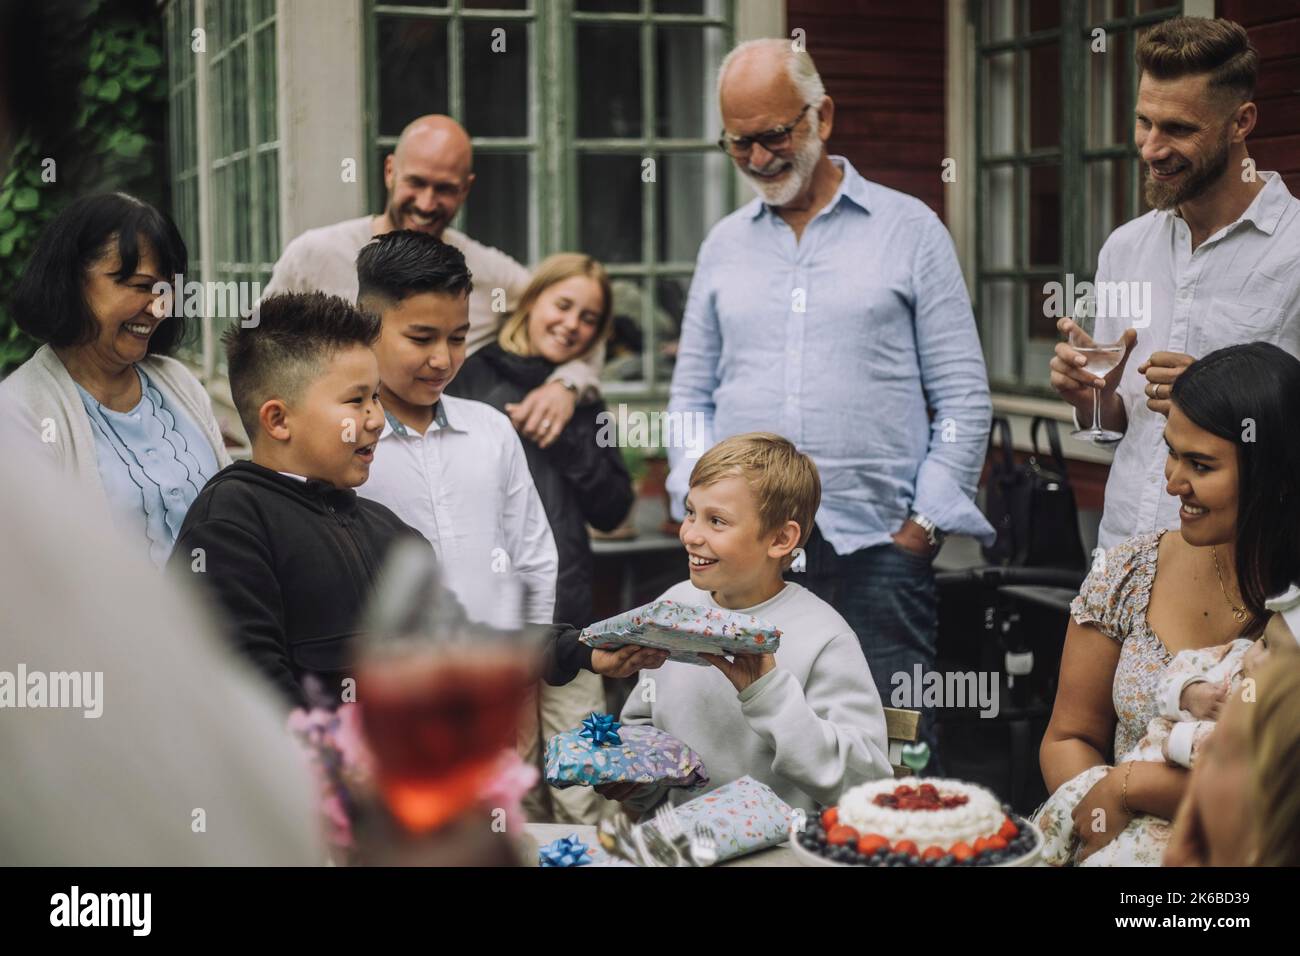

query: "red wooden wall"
left=1220, top=0, right=1300, bottom=195
left=784, top=0, right=949, bottom=220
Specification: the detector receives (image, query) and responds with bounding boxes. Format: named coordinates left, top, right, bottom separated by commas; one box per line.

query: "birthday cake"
left=794, top=778, right=1040, bottom=867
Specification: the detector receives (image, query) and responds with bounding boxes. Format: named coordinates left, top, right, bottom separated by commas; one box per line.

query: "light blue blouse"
left=76, top=366, right=219, bottom=567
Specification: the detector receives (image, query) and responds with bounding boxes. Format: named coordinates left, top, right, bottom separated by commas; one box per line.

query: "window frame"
left=164, top=0, right=281, bottom=379
left=366, top=1, right=546, bottom=267
left=365, top=0, right=737, bottom=401
left=972, top=0, right=1184, bottom=396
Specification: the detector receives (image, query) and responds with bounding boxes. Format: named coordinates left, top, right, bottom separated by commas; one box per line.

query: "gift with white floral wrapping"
left=578, top=599, right=782, bottom=666
left=545, top=712, right=709, bottom=789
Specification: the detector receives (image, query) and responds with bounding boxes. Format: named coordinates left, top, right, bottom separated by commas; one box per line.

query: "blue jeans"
left=786, top=525, right=942, bottom=772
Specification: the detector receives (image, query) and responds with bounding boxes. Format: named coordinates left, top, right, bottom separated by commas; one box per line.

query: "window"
left=368, top=0, right=736, bottom=398
left=208, top=0, right=280, bottom=298
left=368, top=0, right=540, bottom=267
left=165, top=0, right=201, bottom=284
left=164, top=0, right=280, bottom=377
left=974, top=0, right=1182, bottom=394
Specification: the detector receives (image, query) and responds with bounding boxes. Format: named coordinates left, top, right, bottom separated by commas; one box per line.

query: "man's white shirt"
left=358, top=393, right=558, bottom=626
left=1094, top=171, right=1300, bottom=550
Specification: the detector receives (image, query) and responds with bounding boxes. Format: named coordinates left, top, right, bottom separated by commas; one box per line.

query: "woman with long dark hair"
left=1036, top=342, right=1300, bottom=865
left=1, top=193, right=231, bottom=566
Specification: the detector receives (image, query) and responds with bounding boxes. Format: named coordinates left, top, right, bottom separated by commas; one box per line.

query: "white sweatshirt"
left=619, top=580, right=892, bottom=815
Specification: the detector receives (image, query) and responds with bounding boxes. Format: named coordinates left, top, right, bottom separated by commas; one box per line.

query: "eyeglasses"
left=716, top=104, right=812, bottom=158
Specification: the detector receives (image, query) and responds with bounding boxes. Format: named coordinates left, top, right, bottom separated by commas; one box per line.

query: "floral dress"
left=1033, top=531, right=1175, bottom=866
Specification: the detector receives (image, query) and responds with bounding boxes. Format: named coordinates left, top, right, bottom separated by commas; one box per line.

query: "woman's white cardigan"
left=0, top=344, right=233, bottom=510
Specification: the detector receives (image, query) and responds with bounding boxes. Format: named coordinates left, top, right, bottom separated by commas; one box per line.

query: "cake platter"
left=789, top=815, right=1044, bottom=867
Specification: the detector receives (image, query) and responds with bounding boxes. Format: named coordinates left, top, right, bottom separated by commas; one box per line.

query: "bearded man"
left=666, top=39, right=995, bottom=766
left=1050, top=16, right=1300, bottom=549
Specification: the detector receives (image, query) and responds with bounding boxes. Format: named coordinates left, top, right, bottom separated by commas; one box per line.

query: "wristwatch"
left=556, top=377, right=580, bottom=396
left=908, top=512, right=945, bottom=549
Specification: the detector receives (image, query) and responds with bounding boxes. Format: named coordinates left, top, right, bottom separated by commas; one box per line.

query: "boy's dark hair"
left=1171, top=342, right=1300, bottom=634
left=1135, top=16, right=1258, bottom=105
left=224, top=292, right=380, bottom=441
left=10, top=192, right=190, bottom=353
left=355, top=230, right=473, bottom=314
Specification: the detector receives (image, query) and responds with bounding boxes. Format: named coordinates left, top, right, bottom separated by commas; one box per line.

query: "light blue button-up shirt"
left=667, top=156, right=995, bottom=554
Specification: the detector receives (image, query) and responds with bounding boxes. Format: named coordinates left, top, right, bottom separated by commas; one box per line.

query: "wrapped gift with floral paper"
left=545, top=712, right=708, bottom=790
left=579, top=600, right=781, bottom=666
left=640, top=775, right=793, bottom=863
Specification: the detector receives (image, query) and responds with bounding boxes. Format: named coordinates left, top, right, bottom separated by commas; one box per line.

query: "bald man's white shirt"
left=262, top=216, right=604, bottom=396
left=0, top=409, right=324, bottom=865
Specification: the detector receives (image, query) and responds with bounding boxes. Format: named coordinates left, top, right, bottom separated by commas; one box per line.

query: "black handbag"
left=981, top=415, right=1086, bottom=572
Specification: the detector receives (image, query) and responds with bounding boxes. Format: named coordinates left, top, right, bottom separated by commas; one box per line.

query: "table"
left=526, top=822, right=797, bottom=867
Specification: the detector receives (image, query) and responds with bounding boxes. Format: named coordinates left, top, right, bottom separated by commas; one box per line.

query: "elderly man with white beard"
left=666, top=39, right=994, bottom=766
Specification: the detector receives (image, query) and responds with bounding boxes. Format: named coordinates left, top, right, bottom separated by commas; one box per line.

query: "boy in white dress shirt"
left=355, top=230, right=557, bottom=625
left=354, top=230, right=602, bottom=825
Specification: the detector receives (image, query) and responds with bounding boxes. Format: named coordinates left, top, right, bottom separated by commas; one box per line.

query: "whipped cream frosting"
left=837, top=777, right=1005, bottom=847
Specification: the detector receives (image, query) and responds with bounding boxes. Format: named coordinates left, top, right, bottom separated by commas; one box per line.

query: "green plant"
left=0, top=1, right=166, bottom=372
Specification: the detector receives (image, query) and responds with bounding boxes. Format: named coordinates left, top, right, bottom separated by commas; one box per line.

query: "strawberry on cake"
left=794, top=778, right=1040, bottom=867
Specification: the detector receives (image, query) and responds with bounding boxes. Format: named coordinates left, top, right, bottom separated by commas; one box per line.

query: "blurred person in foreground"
left=1165, top=632, right=1300, bottom=867
left=0, top=403, right=321, bottom=865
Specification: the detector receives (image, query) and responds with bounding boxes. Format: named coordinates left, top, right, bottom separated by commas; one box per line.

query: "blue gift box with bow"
left=545, top=714, right=709, bottom=789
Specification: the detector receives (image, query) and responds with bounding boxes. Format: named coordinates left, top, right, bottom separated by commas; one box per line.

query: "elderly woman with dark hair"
left=0, top=192, right=230, bottom=566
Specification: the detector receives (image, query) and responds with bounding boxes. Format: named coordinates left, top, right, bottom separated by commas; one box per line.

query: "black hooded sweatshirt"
left=168, top=460, right=431, bottom=708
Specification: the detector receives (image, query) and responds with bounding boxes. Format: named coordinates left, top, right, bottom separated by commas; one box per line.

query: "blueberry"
left=936, top=855, right=953, bottom=867
left=988, top=851, right=1006, bottom=864
left=888, top=860, right=906, bottom=867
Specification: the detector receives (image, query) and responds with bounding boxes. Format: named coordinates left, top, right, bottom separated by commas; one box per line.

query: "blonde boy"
left=612, top=432, right=891, bottom=815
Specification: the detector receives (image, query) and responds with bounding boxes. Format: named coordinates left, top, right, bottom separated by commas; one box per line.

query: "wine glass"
left=1068, top=293, right=1125, bottom=444
left=355, top=541, right=541, bottom=835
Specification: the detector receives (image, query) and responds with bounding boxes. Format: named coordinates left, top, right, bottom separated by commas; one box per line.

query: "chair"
left=933, top=565, right=1084, bottom=814
left=883, top=706, right=921, bottom=777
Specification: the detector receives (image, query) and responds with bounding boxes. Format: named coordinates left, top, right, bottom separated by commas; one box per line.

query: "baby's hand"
left=1181, top=680, right=1227, bottom=721
left=1241, top=637, right=1270, bottom=680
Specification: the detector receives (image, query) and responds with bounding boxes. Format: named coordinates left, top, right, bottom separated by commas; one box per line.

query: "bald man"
left=265, top=115, right=602, bottom=446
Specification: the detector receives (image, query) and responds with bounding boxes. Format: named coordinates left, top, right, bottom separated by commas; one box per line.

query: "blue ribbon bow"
left=539, top=834, right=592, bottom=867
left=579, top=712, right=623, bottom=747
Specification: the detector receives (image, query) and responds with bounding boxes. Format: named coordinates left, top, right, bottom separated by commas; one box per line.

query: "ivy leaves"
left=0, top=10, right=166, bottom=372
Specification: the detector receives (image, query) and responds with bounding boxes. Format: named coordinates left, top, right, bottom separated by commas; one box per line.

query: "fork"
left=598, top=811, right=649, bottom=866
left=691, top=823, right=718, bottom=867
left=654, top=804, right=695, bottom=866
left=638, top=817, right=685, bottom=867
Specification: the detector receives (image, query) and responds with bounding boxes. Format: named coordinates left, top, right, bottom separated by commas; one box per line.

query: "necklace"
left=1211, top=546, right=1249, bottom=624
